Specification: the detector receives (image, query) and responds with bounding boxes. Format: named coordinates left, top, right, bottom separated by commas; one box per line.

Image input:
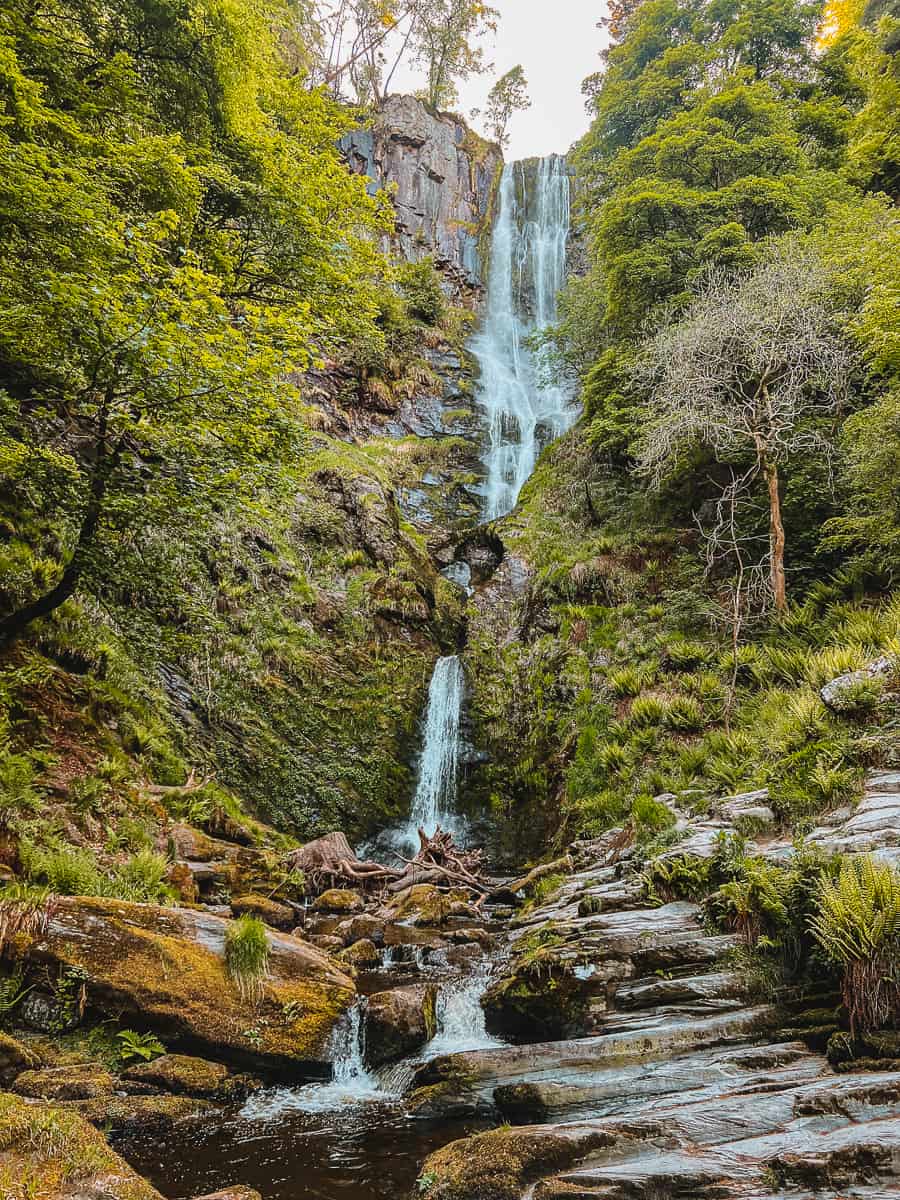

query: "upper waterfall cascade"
left=474, top=155, right=575, bottom=521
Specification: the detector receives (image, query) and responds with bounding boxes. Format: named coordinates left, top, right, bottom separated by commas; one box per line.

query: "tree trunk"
left=0, top=402, right=117, bottom=649
left=764, top=457, right=787, bottom=614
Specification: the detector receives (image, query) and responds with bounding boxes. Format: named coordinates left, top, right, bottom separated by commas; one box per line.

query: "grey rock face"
left=820, top=653, right=897, bottom=710
left=342, top=95, right=503, bottom=298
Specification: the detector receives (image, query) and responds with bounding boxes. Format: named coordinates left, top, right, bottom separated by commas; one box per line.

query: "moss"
left=420, top=1126, right=611, bottom=1200
left=0, top=1093, right=163, bottom=1199
left=10, top=896, right=355, bottom=1069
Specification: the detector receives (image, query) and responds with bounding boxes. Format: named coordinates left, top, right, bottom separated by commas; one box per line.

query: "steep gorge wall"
left=343, top=95, right=503, bottom=300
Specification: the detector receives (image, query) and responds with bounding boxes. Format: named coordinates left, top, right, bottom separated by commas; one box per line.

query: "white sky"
left=390, top=2, right=610, bottom=160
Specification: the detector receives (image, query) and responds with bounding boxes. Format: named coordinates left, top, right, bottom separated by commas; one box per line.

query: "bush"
left=629, top=696, right=666, bottom=727
left=631, top=793, right=677, bottom=841
left=664, top=695, right=705, bottom=732
left=809, top=856, right=900, bottom=1038
left=225, top=915, right=270, bottom=1005
left=397, top=258, right=445, bottom=325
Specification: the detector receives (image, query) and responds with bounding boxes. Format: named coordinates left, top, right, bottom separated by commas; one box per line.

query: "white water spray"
left=425, top=964, right=502, bottom=1058
left=398, top=655, right=465, bottom=850
left=474, top=155, right=574, bottom=521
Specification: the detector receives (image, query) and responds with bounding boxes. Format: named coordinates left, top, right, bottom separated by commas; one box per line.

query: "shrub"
left=24, top=845, right=104, bottom=896
left=663, top=638, right=713, bottom=671
left=109, top=851, right=174, bottom=904
left=607, top=667, right=649, bottom=697
left=0, top=752, right=42, bottom=830
left=225, top=915, right=270, bottom=1005
left=629, top=696, right=666, bottom=727
left=397, top=258, right=445, bottom=325
left=809, top=856, right=900, bottom=1038
left=664, top=695, right=705, bottom=732
left=631, top=793, right=677, bottom=841
left=643, top=854, right=711, bottom=904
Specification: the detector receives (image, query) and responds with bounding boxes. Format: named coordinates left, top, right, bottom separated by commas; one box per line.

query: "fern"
left=809, top=856, right=900, bottom=1037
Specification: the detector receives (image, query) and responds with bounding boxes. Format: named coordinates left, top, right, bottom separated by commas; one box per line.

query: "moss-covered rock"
left=230, top=894, right=295, bottom=930
left=418, top=1126, right=611, bottom=1200
left=364, top=984, right=437, bottom=1067
left=311, top=889, right=364, bottom=914
left=0, top=1093, right=165, bottom=1199
left=122, top=1052, right=257, bottom=1100
left=386, top=884, right=457, bottom=926
left=10, top=896, right=355, bottom=1073
left=338, top=937, right=381, bottom=969
left=0, top=1031, right=41, bottom=1084
left=12, top=1062, right=117, bottom=1100
left=61, top=1094, right=213, bottom=1140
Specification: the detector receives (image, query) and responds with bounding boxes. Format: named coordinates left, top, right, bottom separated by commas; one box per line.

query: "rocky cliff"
left=343, top=95, right=503, bottom=300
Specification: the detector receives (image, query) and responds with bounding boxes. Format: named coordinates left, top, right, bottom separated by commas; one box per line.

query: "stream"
left=124, top=152, right=575, bottom=1200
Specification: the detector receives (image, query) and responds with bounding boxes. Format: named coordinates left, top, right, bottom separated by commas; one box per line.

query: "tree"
left=485, top=65, right=530, bottom=146
left=411, top=0, right=498, bottom=110
left=0, top=0, right=388, bottom=647
left=635, top=245, right=857, bottom=613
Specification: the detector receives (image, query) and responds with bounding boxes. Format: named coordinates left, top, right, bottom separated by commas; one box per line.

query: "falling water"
left=474, top=154, right=574, bottom=520
left=424, top=964, right=502, bottom=1058
left=397, top=655, right=465, bottom=850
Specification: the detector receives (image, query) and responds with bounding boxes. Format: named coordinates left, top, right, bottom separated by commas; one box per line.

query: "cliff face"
left=344, top=95, right=503, bottom=299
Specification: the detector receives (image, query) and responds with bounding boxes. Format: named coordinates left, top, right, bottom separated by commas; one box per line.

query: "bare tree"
left=634, top=244, right=857, bottom=613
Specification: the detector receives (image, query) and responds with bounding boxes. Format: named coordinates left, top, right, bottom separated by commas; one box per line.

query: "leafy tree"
left=635, top=245, right=857, bottom=612
left=0, top=0, right=388, bottom=645
left=411, top=0, right=498, bottom=110
left=485, top=64, right=530, bottom=147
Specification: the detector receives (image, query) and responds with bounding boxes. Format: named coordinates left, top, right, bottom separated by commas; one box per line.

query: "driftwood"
left=292, top=828, right=488, bottom=897
left=289, top=832, right=397, bottom=890
left=147, top=768, right=215, bottom=796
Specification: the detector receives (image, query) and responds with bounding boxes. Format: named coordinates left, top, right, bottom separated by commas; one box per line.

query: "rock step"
left=612, top=970, right=747, bottom=1011
left=423, top=1070, right=900, bottom=1200
left=492, top=1042, right=825, bottom=1123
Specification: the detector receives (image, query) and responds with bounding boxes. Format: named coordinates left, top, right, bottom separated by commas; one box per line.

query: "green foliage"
left=809, top=855, right=900, bottom=1035
left=225, top=915, right=270, bottom=1005
left=397, top=259, right=446, bottom=326
left=116, top=1029, right=166, bottom=1064
left=21, top=843, right=173, bottom=904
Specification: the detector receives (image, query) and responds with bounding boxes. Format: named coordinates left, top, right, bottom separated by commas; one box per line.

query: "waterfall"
left=424, top=964, right=502, bottom=1058
left=398, top=655, right=465, bottom=850
left=474, top=154, right=574, bottom=521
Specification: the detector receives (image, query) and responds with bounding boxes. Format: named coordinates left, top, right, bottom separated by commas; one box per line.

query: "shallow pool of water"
left=123, top=1100, right=489, bottom=1200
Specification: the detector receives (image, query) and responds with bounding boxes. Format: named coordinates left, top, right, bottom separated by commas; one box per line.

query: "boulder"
left=230, top=894, right=295, bottom=930
left=364, top=984, right=437, bottom=1067
left=62, top=1093, right=212, bottom=1140
left=311, top=889, right=364, bottom=914
left=8, top=895, right=355, bottom=1073
left=122, top=1053, right=256, bottom=1100
left=13, top=1063, right=117, bottom=1101
left=820, top=654, right=897, bottom=711
left=334, top=913, right=386, bottom=946
left=0, top=1093, right=165, bottom=1199
left=387, top=884, right=454, bottom=926
left=338, top=938, right=381, bottom=969
left=0, top=1031, right=41, bottom=1084
left=166, top=861, right=199, bottom=904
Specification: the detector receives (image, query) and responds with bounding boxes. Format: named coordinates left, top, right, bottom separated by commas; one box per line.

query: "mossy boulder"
left=418, top=1125, right=611, bottom=1200
left=0, top=1031, right=41, bottom=1084
left=13, top=1063, right=117, bottom=1100
left=312, top=889, right=364, bottom=914
left=387, top=884, right=455, bottom=926
left=334, top=913, right=386, bottom=946
left=122, top=1052, right=257, bottom=1100
left=0, top=1093, right=165, bottom=1199
left=364, top=984, right=437, bottom=1067
left=9, top=896, right=355, bottom=1074
left=62, top=1094, right=212, bottom=1140
left=230, top=894, right=295, bottom=930
left=338, top=937, right=381, bottom=969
